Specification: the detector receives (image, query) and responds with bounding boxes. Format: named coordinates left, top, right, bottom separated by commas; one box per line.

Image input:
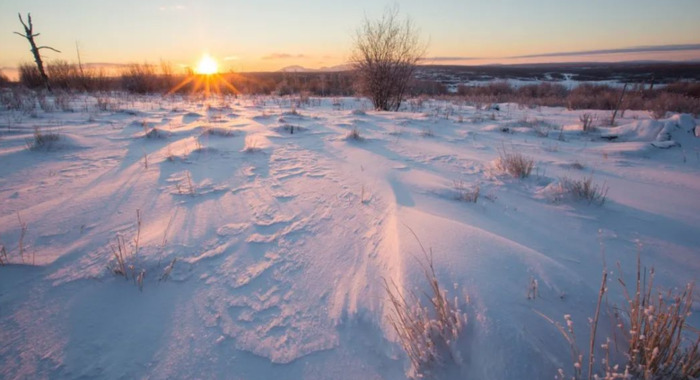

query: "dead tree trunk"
left=14, top=13, right=60, bottom=92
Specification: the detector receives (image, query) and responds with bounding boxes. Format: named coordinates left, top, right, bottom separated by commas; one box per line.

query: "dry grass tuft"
left=558, top=176, right=609, bottom=205
left=26, top=127, right=60, bottom=150
left=580, top=113, right=594, bottom=132
left=109, top=209, right=146, bottom=290
left=453, top=180, right=479, bottom=203
left=496, top=148, right=534, bottom=178
left=384, top=229, right=467, bottom=378
left=540, top=255, right=700, bottom=379
left=616, top=257, right=700, bottom=379
left=346, top=127, right=363, bottom=141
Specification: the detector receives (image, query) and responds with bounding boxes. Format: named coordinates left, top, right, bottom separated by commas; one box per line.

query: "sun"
left=195, top=54, right=219, bottom=75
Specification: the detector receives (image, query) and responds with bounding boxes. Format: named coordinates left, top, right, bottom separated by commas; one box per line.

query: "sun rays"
left=168, top=54, right=239, bottom=97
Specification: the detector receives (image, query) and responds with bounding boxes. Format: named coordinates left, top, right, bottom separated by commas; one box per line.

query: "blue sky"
left=2, top=0, right=699, bottom=75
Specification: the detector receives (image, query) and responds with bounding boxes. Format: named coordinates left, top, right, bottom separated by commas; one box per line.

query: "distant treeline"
left=2, top=61, right=699, bottom=115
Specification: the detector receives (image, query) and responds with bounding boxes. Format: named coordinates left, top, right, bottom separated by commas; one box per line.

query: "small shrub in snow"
left=453, top=180, right=479, bottom=203
left=384, top=232, right=467, bottom=378
left=26, top=127, right=60, bottom=150
left=580, top=113, right=594, bottom=132
left=346, top=127, right=363, bottom=141
left=557, top=176, right=608, bottom=205
left=496, top=149, right=534, bottom=178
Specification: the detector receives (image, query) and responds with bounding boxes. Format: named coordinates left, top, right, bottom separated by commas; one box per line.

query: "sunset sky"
left=2, top=0, right=699, bottom=77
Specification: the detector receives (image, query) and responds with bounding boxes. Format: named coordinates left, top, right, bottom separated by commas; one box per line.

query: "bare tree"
left=14, top=13, right=61, bottom=92
left=351, top=6, right=426, bottom=111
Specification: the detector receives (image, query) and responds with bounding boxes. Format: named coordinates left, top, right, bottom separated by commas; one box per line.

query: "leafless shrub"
left=351, top=6, right=426, bottom=111
left=567, top=84, right=620, bottom=111
left=580, top=113, right=594, bottom=132
left=95, top=95, right=112, bottom=111
left=1, top=87, right=37, bottom=113
left=647, top=93, right=700, bottom=119
left=496, top=148, right=534, bottom=178
left=121, top=63, right=162, bottom=94
left=26, top=126, right=60, bottom=150
left=384, top=230, right=467, bottom=378
left=19, top=63, right=44, bottom=89
left=53, top=91, right=74, bottom=112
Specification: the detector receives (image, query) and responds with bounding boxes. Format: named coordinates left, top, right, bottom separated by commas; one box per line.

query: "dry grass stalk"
left=453, top=180, right=479, bottom=203
left=109, top=209, right=142, bottom=282
left=186, top=171, right=196, bottom=196
left=616, top=257, right=700, bottom=379
left=159, top=258, right=177, bottom=282
left=17, top=212, right=27, bottom=262
left=384, top=229, right=467, bottom=378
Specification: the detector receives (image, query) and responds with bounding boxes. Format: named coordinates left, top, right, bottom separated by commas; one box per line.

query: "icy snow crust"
left=1, top=95, right=699, bottom=379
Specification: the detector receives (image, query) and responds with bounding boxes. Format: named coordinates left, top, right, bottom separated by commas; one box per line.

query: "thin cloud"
left=159, top=5, right=186, bottom=11
left=262, top=53, right=306, bottom=60
left=420, top=56, right=482, bottom=62
left=512, top=44, right=700, bottom=59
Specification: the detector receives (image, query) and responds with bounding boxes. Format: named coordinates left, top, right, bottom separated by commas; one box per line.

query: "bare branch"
left=37, top=46, right=61, bottom=53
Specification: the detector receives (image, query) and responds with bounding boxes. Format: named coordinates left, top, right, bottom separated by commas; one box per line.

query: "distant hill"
left=278, top=64, right=352, bottom=73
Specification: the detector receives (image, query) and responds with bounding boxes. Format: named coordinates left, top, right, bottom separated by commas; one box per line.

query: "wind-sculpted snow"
left=0, top=95, right=698, bottom=379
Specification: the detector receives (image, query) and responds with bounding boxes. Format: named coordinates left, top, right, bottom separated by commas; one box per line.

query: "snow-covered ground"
left=1, top=94, right=699, bottom=379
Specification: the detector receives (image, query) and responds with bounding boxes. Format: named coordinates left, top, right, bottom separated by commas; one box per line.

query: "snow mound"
left=601, top=114, right=697, bottom=147
left=27, top=132, right=90, bottom=151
